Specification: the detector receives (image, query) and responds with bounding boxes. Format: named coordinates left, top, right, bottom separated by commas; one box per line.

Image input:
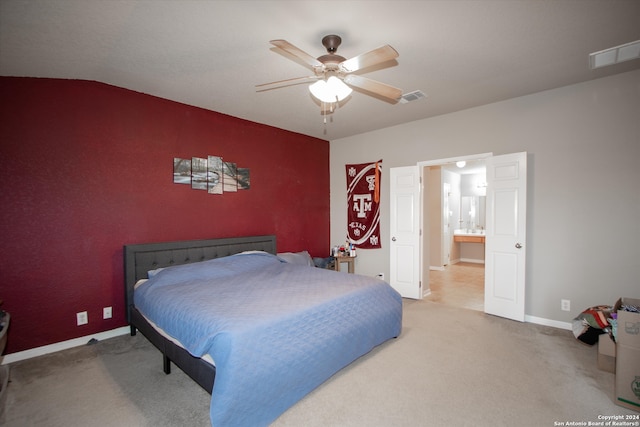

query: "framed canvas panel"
left=238, top=168, right=250, bottom=190
left=208, top=155, right=223, bottom=194
left=223, top=161, right=238, bottom=192
left=191, top=157, right=208, bottom=190
left=173, top=158, right=191, bottom=184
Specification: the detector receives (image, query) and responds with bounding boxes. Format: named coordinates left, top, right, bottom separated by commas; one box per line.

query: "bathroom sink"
left=454, top=229, right=485, bottom=236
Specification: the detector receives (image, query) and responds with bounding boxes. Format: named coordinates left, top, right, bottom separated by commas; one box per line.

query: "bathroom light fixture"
left=456, top=161, right=466, bottom=168
left=309, top=76, right=353, bottom=103
left=589, top=40, right=640, bottom=69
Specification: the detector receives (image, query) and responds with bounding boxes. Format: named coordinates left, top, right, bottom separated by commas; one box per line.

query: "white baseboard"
left=429, top=266, right=445, bottom=271
left=525, top=315, right=572, bottom=331
left=1, top=326, right=130, bottom=365
left=459, top=258, right=485, bottom=264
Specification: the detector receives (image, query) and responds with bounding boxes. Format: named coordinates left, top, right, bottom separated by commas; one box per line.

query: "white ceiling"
left=1, top=0, right=639, bottom=141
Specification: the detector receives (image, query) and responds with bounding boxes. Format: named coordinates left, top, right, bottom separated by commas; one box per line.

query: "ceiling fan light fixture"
left=309, top=76, right=352, bottom=103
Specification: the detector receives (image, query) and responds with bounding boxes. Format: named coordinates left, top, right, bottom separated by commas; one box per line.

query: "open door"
left=484, top=152, right=527, bottom=321
left=389, top=166, right=422, bottom=299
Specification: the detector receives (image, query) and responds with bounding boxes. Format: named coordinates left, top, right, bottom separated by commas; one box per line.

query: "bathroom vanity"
left=453, top=229, right=485, bottom=263
left=453, top=230, right=485, bottom=244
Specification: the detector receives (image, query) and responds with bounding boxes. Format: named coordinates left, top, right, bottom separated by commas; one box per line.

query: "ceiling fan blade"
left=255, top=75, right=318, bottom=91
left=270, top=39, right=324, bottom=71
left=343, top=74, right=402, bottom=102
left=339, top=45, right=399, bottom=73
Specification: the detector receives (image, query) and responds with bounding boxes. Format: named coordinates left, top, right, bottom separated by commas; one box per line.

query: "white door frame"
left=417, top=153, right=493, bottom=297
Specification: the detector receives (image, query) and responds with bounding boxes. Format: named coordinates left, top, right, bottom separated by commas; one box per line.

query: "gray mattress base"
left=130, top=306, right=216, bottom=393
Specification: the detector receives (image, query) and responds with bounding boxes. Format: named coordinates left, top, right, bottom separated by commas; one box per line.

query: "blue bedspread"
left=134, top=252, right=402, bottom=426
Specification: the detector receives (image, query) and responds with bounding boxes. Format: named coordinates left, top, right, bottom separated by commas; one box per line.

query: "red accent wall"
left=0, top=77, right=330, bottom=354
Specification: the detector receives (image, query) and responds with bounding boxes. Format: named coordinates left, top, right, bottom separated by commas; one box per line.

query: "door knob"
left=392, top=237, right=397, bottom=241
left=515, top=243, right=522, bottom=249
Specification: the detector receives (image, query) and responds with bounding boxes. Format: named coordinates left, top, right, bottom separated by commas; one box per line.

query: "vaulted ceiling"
left=1, top=0, right=639, bottom=140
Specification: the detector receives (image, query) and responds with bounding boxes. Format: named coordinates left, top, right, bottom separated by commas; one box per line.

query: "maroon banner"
left=346, top=160, right=382, bottom=249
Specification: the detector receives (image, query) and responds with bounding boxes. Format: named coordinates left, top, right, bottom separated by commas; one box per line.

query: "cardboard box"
left=614, top=297, right=640, bottom=349
left=598, top=333, right=616, bottom=373
left=615, top=344, right=640, bottom=412
left=614, top=298, right=640, bottom=412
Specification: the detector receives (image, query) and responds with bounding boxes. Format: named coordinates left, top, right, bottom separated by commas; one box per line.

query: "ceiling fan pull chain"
left=323, top=102, right=327, bottom=125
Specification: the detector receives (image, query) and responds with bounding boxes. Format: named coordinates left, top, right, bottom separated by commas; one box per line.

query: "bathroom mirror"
left=460, top=196, right=486, bottom=230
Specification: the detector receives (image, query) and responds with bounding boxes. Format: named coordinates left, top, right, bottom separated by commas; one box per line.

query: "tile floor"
left=425, top=262, right=484, bottom=311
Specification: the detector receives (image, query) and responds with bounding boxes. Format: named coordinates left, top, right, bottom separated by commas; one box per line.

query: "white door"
left=389, top=166, right=422, bottom=299
left=484, top=152, right=527, bottom=321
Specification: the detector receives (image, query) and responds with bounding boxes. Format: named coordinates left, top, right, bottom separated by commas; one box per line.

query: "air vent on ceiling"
left=399, top=90, right=427, bottom=104
left=589, top=40, right=640, bottom=69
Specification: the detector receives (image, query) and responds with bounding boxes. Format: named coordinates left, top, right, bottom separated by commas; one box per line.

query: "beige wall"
left=427, top=167, right=442, bottom=268
left=330, top=70, right=640, bottom=324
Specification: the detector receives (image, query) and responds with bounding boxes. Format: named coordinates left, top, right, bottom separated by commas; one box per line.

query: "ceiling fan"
left=257, top=35, right=402, bottom=109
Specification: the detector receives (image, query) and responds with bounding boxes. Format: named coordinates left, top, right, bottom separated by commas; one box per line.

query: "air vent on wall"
left=398, top=90, right=427, bottom=104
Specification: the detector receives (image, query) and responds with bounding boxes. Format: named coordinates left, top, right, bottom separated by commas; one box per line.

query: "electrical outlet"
left=377, top=273, right=384, bottom=280
left=561, top=299, right=571, bottom=312
left=76, top=311, right=88, bottom=326
left=103, top=306, right=112, bottom=319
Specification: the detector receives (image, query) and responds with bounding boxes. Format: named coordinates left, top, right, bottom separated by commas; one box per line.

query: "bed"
left=124, top=235, right=402, bottom=426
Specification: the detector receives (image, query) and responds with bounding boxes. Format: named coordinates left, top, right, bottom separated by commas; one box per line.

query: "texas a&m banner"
left=346, top=160, right=382, bottom=249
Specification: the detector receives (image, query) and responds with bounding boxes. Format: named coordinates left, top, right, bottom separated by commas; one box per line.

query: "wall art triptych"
left=173, top=156, right=250, bottom=194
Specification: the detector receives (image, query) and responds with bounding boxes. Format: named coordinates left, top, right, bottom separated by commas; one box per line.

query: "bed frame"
left=123, top=235, right=277, bottom=393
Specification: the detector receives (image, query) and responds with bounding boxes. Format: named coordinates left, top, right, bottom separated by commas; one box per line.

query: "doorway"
left=427, top=262, right=484, bottom=311
left=389, top=152, right=527, bottom=321
left=422, top=156, right=487, bottom=312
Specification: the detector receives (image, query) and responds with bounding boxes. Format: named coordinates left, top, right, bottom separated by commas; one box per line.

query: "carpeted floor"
left=2, top=299, right=634, bottom=426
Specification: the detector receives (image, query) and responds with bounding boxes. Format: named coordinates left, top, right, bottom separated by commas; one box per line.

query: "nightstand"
left=333, top=255, right=356, bottom=274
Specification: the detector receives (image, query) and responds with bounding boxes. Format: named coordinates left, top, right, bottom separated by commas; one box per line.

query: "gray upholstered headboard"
left=123, top=235, right=276, bottom=322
